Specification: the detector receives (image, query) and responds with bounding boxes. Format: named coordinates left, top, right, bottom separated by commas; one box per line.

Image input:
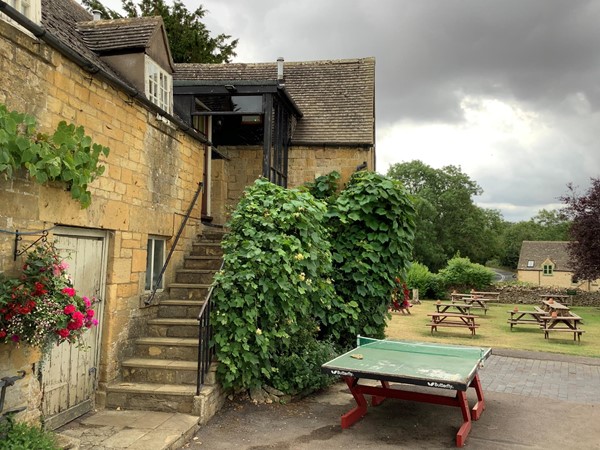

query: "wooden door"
left=39, top=229, right=107, bottom=430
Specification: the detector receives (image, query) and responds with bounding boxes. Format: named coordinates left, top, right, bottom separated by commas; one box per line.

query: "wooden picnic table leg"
left=341, top=376, right=368, bottom=429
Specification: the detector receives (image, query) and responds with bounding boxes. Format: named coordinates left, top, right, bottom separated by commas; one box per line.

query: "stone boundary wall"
left=490, top=285, right=600, bottom=306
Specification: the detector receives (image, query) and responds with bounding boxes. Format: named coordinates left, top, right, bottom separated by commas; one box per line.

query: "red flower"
left=61, top=287, right=76, bottom=297
left=0, top=330, right=6, bottom=338
left=86, top=309, right=95, bottom=318
left=33, top=282, right=48, bottom=296
left=64, top=304, right=76, bottom=314
left=72, top=311, right=84, bottom=322
left=11, top=334, right=20, bottom=342
left=57, top=329, right=70, bottom=338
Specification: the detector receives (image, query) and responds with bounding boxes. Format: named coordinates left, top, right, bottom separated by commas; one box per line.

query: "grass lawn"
left=385, top=300, right=600, bottom=358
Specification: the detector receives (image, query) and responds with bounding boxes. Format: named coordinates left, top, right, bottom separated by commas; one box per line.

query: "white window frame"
left=145, top=55, right=173, bottom=114
left=145, top=236, right=166, bottom=292
left=1, top=0, right=41, bottom=28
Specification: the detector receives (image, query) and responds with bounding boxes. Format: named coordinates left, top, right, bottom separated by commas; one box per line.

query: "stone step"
left=190, top=242, right=223, bottom=257
left=183, top=256, right=222, bottom=270
left=175, top=269, right=218, bottom=284
left=105, top=382, right=196, bottom=414
left=158, top=299, right=205, bottom=319
left=148, top=318, right=199, bottom=338
left=168, top=283, right=211, bottom=299
left=122, top=358, right=197, bottom=385
left=134, top=336, right=199, bottom=360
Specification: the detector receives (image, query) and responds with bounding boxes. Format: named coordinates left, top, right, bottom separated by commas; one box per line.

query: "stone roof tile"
left=174, top=58, right=375, bottom=145
left=77, top=16, right=162, bottom=53
left=518, top=241, right=572, bottom=271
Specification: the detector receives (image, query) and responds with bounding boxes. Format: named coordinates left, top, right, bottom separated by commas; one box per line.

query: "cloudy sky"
left=80, top=0, right=600, bottom=222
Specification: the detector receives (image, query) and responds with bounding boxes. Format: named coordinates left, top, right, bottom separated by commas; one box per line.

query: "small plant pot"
left=436, top=300, right=441, bottom=305
left=551, top=311, right=558, bottom=318
left=513, top=306, right=519, bottom=312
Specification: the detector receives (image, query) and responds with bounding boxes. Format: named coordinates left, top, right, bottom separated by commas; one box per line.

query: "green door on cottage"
left=39, top=228, right=108, bottom=430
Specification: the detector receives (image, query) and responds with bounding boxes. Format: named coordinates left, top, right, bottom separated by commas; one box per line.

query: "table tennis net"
left=357, top=336, right=489, bottom=361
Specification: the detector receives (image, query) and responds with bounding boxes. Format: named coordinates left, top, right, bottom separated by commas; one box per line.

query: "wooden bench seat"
left=427, top=322, right=480, bottom=336
left=506, top=319, right=541, bottom=325
left=542, top=328, right=585, bottom=342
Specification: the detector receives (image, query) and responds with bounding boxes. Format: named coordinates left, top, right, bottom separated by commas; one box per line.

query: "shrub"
left=328, top=171, right=415, bottom=348
left=439, top=256, right=494, bottom=291
left=212, top=179, right=356, bottom=393
left=406, top=262, right=446, bottom=299
left=303, top=171, right=341, bottom=201
left=0, top=419, right=59, bottom=450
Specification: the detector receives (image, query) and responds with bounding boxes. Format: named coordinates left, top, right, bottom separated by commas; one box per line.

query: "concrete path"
left=57, top=349, right=600, bottom=449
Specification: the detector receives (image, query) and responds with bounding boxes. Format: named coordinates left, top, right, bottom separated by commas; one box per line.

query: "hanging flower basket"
left=0, top=242, right=98, bottom=352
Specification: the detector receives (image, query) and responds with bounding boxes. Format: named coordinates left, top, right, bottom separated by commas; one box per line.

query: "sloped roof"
left=517, top=241, right=572, bottom=271
left=174, top=58, right=376, bottom=146
left=77, top=16, right=163, bottom=53
left=41, top=0, right=133, bottom=86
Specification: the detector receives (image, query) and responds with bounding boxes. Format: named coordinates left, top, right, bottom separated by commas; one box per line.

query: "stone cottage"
left=0, top=0, right=376, bottom=428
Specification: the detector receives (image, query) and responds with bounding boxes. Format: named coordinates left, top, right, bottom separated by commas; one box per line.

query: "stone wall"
left=0, top=19, right=205, bottom=415
left=491, top=285, right=600, bottom=306
left=209, top=144, right=375, bottom=225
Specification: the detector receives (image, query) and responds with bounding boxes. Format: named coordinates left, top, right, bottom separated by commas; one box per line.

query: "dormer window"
left=2, top=0, right=41, bottom=26
left=145, top=55, right=172, bottom=113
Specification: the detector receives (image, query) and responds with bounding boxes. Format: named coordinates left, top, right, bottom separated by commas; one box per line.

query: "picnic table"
left=540, top=312, right=585, bottom=342
left=540, top=299, right=571, bottom=316
left=435, top=302, right=472, bottom=315
left=451, top=295, right=489, bottom=315
left=321, top=336, right=491, bottom=447
left=539, top=293, right=572, bottom=306
left=470, top=290, right=500, bottom=301
left=428, top=312, right=479, bottom=336
left=506, top=306, right=546, bottom=329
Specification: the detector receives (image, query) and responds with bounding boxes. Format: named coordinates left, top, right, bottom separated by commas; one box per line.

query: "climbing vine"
left=0, top=103, right=110, bottom=208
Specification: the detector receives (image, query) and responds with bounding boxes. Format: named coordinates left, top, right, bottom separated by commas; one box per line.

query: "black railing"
left=196, top=260, right=222, bottom=395
left=145, top=182, right=203, bottom=306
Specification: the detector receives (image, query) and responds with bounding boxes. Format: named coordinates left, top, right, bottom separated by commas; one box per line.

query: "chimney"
left=277, top=57, right=284, bottom=85
left=92, top=10, right=102, bottom=21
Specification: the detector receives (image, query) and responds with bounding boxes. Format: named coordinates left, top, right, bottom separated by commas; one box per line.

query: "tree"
left=81, top=0, right=238, bottom=63
left=387, top=160, right=497, bottom=271
left=561, top=179, right=600, bottom=280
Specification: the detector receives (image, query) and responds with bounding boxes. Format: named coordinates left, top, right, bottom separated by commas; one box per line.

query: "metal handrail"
left=145, top=182, right=203, bottom=306
left=196, top=260, right=223, bottom=395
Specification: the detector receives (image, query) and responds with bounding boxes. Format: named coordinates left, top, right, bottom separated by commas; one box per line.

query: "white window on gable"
left=145, top=55, right=172, bottom=114
left=527, top=260, right=534, bottom=268
left=2, top=0, right=41, bottom=27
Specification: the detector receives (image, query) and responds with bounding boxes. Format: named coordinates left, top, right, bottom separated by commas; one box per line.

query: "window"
left=527, top=260, right=534, bottom=268
left=145, top=56, right=172, bottom=113
left=2, top=0, right=41, bottom=26
left=542, top=264, right=554, bottom=276
left=145, top=237, right=165, bottom=291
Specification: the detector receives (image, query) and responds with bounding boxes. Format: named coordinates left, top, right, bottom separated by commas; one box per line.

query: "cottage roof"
left=174, top=58, right=376, bottom=146
left=77, top=16, right=164, bottom=53
left=517, top=241, right=572, bottom=271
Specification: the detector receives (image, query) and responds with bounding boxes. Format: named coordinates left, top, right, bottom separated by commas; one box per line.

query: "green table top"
left=322, top=336, right=491, bottom=391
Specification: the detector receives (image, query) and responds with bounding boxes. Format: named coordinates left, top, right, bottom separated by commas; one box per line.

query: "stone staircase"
left=105, top=228, right=227, bottom=423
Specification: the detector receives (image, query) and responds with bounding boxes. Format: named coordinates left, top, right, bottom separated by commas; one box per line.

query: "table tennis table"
left=321, top=336, right=491, bottom=447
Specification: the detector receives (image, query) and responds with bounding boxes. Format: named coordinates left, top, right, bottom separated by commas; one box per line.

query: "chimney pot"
left=92, top=10, right=102, bottom=21
left=277, top=57, right=284, bottom=83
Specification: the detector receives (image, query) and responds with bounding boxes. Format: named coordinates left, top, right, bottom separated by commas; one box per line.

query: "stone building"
left=0, top=0, right=376, bottom=428
left=517, top=241, right=600, bottom=292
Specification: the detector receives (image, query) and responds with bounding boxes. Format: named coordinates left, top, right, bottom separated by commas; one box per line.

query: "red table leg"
left=469, top=374, right=486, bottom=421
left=371, top=380, right=389, bottom=406
left=455, top=390, right=472, bottom=448
left=340, top=376, right=368, bottom=428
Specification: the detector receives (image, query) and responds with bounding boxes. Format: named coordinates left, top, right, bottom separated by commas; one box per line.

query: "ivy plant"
left=212, top=178, right=357, bottom=394
left=0, top=103, right=110, bottom=208
left=328, top=171, right=416, bottom=348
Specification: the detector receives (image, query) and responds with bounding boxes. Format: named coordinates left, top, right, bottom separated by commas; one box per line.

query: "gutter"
left=0, top=1, right=214, bottom=149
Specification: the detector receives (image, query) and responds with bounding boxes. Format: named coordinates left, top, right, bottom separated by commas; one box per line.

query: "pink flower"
left=64, top=304, right=76, bottom=314
left=11, top=334, right=20, bottom=342
left=86, top=309, right=95, bottom=318
left=59, top=261, right=69, bottom=270
left=61, top=287, right=76, bottom=297
left=83, top=296, right=91, bottom=307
